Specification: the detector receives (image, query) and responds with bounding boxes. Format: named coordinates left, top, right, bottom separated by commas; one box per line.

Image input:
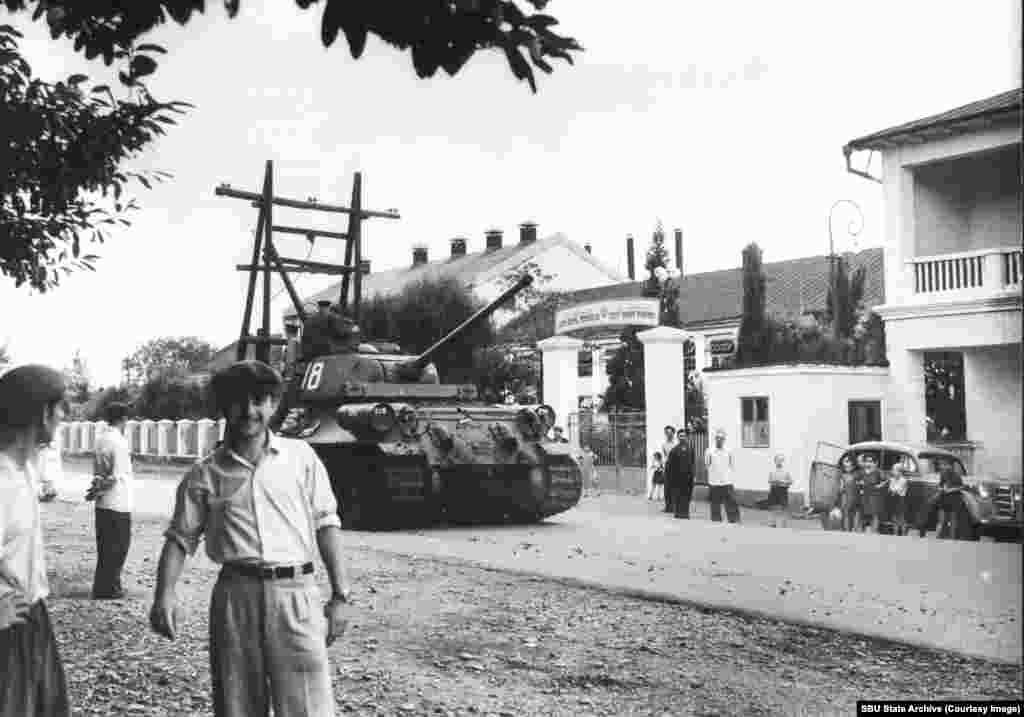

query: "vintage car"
left=810, top=441, right=1023, bottom=541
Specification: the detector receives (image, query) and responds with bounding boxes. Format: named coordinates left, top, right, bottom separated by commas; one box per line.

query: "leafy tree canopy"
left=360, top=277, right=495, bottom=382
left=1, top=25, right=189, bottom=291
left=1, top=0, right=583, bottom=93
left=122, top=335, right=218, bottom=384
left=644, top=220, right=669, bottom=277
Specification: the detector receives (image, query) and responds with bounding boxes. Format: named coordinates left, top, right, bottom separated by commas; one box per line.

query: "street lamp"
left=827, top=199, right=864, bottom=325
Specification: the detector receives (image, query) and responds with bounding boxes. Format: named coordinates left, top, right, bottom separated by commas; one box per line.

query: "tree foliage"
left=122, top=335, right=218, bottom=384
left=601, top=328, right=644, bottom=412
left=0, top=343, right=10, bottom=373
left=644, top=221, right=670, bottom=277
left=359, top=277, right=495, bottom=382
left=62, top=349, right=92, bottom=404
left=133, top=371, right=210, bottom=420
left=736, top=242, right=772, bottom=365
left=0, top=25, right=191, bottom=291
left=472, top=344, right=539, bottom=404
left=1, top=0, right=583, bottom=93
left=825, top=254, right=867, bottom=340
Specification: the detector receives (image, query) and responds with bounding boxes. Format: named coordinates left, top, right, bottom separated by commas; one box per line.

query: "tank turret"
left=393, top=273, right=533, bottom=381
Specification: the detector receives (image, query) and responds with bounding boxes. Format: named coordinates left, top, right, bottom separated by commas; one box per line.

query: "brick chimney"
left=518, top=221, right=538, bottom=245
left=584, top=243, right=592, bottom=254
left=450, top=237, right=468, bottom=258
left=674, top=228, right=684, bottom=274
left=359, top=259, right=371, bottom=275
left=626, top=234, right=636, bottom=280
left=485, top=229, right=503, bottom=251
left=412, top=245, right=428, bottom=266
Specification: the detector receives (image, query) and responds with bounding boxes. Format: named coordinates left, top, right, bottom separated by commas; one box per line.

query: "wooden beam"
left=237, top=196, right=266, bottom=361
left=238, top=335, right=289, bottom=346
left=264, top=238, right=308, bottom=323
left=271, top=224, right=348, bottom=241
left=260, top=161, right=273, bottom=363
left=237, top=264, right=350, bottom=275
left=216, top=185, right=400, bottom=219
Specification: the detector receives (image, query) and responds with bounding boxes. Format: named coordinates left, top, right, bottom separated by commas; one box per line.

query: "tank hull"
left=310, top=441, right=582, bottom=530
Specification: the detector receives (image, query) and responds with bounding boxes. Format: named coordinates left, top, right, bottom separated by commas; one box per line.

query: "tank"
left=277, top=274, right=583, bottom=529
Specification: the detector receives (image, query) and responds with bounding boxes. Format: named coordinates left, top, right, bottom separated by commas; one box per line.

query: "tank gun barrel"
left=399, top=274, right=534, bottom=377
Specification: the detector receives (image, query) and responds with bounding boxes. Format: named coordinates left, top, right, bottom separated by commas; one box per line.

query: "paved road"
left=52, top=466, right=1022, bottom=664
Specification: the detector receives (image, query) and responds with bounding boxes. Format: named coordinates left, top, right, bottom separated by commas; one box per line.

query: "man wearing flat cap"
left=0, top=364, right=70, bottom=716
left=150, top=360, right=350, bottom=717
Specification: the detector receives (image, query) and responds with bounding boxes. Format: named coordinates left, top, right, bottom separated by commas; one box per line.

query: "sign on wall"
left=555, top=298, right=660, bottom=334
left=710, top=338, right=736, bottom=355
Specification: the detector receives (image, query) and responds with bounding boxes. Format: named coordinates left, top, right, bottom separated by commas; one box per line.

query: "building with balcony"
left=844, top=88, right=1022, bottom=481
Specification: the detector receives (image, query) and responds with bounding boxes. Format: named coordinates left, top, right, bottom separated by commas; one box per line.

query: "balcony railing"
left=910, top=247, right=1023, bottom=295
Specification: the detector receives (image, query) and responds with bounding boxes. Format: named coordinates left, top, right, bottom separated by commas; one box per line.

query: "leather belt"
left=222, top=562, right=314, bottom=580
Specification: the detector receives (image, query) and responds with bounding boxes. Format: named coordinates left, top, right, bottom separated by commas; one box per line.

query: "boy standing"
left=149, top=361, right=351, bottom=717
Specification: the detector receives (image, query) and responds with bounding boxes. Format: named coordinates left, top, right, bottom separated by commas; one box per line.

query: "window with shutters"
left=741, top=396, right=770, bottom=447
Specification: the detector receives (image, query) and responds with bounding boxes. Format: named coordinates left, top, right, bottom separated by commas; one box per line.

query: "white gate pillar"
left=638, top=326, right=688, bottom=494
left=538, top=335, right=584, bottom=445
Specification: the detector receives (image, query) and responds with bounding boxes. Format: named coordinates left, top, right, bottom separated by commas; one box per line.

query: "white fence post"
left=176, top=420, right=194, bottom=457
left=198, top=418, right=219, bottom=457
left=125, top=420, right=140, bottom=455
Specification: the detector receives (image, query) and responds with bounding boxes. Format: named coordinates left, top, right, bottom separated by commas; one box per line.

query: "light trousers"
left=209, top=569, right=334, bottom=717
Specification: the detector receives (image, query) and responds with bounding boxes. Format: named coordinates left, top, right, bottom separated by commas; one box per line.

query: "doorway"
left=848, top=400, right=882, bottom=444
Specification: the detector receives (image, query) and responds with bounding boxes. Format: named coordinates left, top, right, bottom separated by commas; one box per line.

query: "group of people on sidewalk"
left=831, top=450, right=976, bottom=538
left=650, top=426, right=750, bottom=524
left=1, top=360, right=352, bottom=717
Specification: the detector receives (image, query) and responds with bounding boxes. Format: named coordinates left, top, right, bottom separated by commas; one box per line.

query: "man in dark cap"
left=300, top=300, right=335, bottom=361
left=0, top=364, right=70, bottom=716
left=150, top=360, right=351, bottom=717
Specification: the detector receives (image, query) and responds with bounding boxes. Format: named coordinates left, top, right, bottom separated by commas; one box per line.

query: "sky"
left=1, top=1, right=1020, bottom=387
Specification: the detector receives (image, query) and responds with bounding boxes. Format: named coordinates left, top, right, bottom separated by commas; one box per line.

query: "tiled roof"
left=500, top=247, right=885, bottom=340
left=296, top=233, right=623, bottom=313
left=844, top=88, right=1022, bottom=152
left=676, top=247, right=884, bottom=328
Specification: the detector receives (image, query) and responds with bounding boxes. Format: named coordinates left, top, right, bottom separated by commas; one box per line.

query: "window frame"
left=740, top=395, right=770, bottom=448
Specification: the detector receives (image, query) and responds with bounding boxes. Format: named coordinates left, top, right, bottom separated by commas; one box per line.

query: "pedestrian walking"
left=88, top=402, right=134, bottom=600
left=704, top=428, right=741, bottom=523
left=757, top=454, right=792, bottom=528
left=660, top=425, right=677, bottom=513
left=149, top=360, right=351, bottom=717
left=669, top=427, right=695, bottom=519
left=0, top=364, right=71, bottom=717
left=648, top=451, right=664, bottom=502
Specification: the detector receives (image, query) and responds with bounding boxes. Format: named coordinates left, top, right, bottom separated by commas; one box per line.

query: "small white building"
left=844, top=88, right=1022, bottom=482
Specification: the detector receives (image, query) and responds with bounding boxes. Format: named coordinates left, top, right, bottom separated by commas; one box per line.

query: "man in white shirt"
left=150, top=361, right=351, bottom=717
left=0, top=364, right=70, bottom=716
left=704, top=428, right=741, bottom=523
left=89, top=403, right=134, bottom=600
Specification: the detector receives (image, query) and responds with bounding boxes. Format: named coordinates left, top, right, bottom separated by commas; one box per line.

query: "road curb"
left=359, top=545, right=1022, bottom=667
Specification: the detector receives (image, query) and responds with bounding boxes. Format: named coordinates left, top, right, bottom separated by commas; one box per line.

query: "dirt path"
left=42, top=503, right=1021, bottom=717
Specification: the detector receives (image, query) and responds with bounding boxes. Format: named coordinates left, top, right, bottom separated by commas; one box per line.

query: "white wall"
left=704, top=366, right=891, bottom=500
left=963, top=343, right=1022, bottom=481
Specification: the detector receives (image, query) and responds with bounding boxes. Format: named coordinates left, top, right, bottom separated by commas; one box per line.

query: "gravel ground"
left=42, top=502, right=1022, bottom=717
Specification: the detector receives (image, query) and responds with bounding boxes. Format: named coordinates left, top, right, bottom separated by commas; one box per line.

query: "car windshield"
left=918, top=454, right=966, bottom=476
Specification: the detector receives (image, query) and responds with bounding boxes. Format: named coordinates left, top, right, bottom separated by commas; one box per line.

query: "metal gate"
left=568, top=410, right=646, bottom=493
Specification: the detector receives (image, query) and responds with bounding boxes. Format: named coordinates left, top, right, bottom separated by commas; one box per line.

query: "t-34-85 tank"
left=277, top=274, right=583, bottom=529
